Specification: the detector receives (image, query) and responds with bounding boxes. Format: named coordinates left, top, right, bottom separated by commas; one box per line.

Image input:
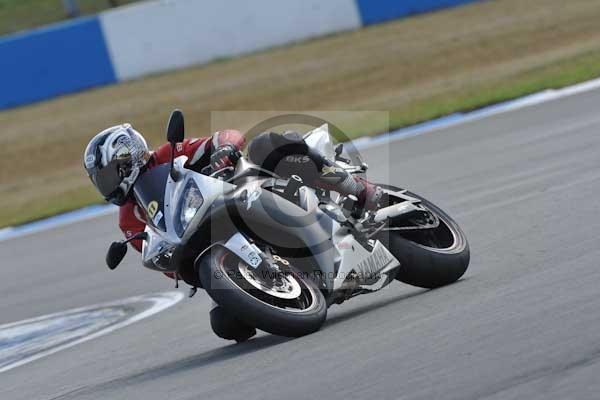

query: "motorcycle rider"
left=84, top=124, right=246, bottom=252
left=83, top=122, right=382, bottom=341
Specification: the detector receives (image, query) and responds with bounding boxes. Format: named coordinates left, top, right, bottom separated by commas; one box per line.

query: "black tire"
left=198, top=246, right=327, bottom=338
left=376, top=185, right=470, bottom=289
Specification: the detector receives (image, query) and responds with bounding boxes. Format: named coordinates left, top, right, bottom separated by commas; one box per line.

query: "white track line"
left=3, top=76, right=600, bottom=242
left=0, top=204, right=117, bottom=242
left=0, top=291, right=184, bottom=374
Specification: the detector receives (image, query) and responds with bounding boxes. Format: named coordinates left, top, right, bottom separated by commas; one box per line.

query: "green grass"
left=0, top=0, right=140, bottom=36
left=386, top=51, right=600, bottom=133
left=334, top=50, right=600, bottom=139
left=1, top=186, right=100, bottom=228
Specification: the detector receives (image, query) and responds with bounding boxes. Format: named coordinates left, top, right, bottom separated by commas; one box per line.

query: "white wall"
left=100, top=0, right=361, bottom=81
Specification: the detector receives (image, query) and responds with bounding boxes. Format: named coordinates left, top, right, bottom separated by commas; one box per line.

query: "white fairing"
left=305, top=125, right=401, bottom=289
left=332, top=233, right=400, bottom=291
left=140, top=132, right=401, bottom=295
left=304, top=124, right=336, bottom=161
left=142, top=156, right=235, bottom=267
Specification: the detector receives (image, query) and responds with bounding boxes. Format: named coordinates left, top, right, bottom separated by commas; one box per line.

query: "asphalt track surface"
left=2, top=88, right=600, bottom=400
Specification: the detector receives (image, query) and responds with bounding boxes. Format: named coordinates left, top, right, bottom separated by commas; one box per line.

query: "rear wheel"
left=198, top=246, right=327, bottom=337
left=376, top=185, right=470, bottom=288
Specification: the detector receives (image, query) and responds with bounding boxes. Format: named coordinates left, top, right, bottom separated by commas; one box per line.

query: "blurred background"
left=1, top=0, right=599, bottom=228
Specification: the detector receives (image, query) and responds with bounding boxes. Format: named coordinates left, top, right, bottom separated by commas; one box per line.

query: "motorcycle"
left=106, top=110, right=470, bottom=339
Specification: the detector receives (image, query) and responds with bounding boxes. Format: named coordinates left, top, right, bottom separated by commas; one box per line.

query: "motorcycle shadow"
left=94, top=282, right=468, bottom=393
left=324, top=288, right=430, bottom=327
left=325, top=277, right=469, bottom=327
left=103, top=290, right=422, bottom=391
left=117, top=335, right=290, bottom=386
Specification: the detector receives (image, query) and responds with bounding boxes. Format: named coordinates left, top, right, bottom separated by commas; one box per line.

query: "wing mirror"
left=167, top=109, right=185, bottom=144
left=105, top=232, right=148, bottom=270
left=106, top=241, right=128, bottom=270
left=166, top=109, right=185, bottom=181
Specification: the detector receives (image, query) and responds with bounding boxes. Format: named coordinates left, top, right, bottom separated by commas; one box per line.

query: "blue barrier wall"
left=0, top=17, right=115, bottom=109
left=356, top=0, right=483, bottom=25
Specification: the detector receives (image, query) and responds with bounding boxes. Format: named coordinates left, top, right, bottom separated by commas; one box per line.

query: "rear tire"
left=377, top=186, right=470, bottom=289
left=199, top=247, right=327, bottom=338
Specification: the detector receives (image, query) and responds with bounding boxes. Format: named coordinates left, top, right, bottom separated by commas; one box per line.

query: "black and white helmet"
left=83, top=124, right=149, bottom=206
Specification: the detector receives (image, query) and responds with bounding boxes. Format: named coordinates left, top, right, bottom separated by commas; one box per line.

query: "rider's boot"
left=355, top=177, right=384, bottom=211
left=314, top=159, right=383, bottom=211
left=210, top=303, right=256, bottom=343
left=247, top=130, right=383, bottom=211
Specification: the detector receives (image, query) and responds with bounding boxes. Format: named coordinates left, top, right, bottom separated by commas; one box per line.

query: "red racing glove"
left=209, top=144, right=240, bottom=170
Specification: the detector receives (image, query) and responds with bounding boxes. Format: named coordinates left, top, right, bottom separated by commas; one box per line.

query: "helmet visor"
left=93, top=157, right=131, bottom=199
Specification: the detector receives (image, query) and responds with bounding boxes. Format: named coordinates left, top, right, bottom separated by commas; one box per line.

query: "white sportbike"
left=107, top=111, right=470, bottom=339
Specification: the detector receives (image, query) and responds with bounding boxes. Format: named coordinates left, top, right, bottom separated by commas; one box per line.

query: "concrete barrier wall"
left=100, top=0, right=361, bottom=81
left=0, top=0, right=486, bottom=110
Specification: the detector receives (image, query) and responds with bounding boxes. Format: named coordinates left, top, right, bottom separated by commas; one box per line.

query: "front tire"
left=199, top=247, right=327, bottom=337
left=377, top=186, right=470, bottom=289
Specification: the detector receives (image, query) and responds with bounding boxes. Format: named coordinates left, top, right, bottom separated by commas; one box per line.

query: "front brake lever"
left=201, top=165, right=213, bottom=175
left=209, top=166, right=234, bottom=178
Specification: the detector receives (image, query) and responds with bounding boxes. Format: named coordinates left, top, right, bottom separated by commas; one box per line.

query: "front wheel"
left=198, top=246, right=327, bottom=337
left=376, top=186, right=470, bottom=289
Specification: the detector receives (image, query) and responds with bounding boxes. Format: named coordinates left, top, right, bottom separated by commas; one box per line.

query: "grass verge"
left=0, top=0, right=139, bottom=36
left=385, top=50, right=600, bottom=133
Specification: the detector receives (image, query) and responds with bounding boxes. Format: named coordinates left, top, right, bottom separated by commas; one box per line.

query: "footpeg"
left=342, top=194, right=364, bottom=218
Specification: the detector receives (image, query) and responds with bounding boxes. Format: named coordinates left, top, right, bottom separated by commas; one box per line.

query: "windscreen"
left=133, top=164, right=170, bottom=232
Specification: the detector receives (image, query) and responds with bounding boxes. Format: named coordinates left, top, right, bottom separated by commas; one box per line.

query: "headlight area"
left=175, top=180, right=204, bottom=237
